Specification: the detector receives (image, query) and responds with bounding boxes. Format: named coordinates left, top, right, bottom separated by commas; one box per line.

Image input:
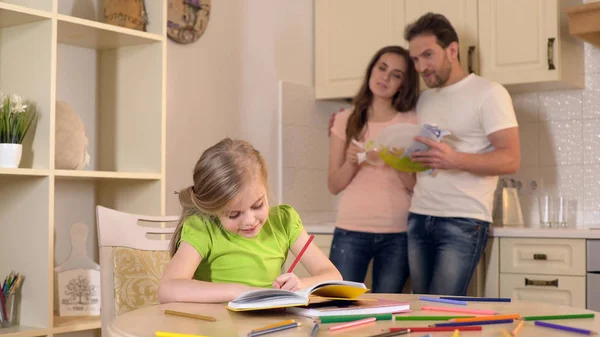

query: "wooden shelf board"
left=53, top=316, right=100, bottom=334
left=0, top=325, right=47, bottom=337
left=57, top=14, right=163, bottom=50
left=0, top=168, right=49, bottom=177
left=566, top=1, right=600, bottom=48
left=55, top=170, right=162, bottom=180
left=0, top=3, right=51, bottom=29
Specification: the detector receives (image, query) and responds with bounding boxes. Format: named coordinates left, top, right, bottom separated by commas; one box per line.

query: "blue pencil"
left=310, top=323, right=319, bottom=337
left=248, top=322, right=299, bottom=337
left=432, top=319, right=514, bottom=327
left=419, top=296, right=467, bottom=306
left=440, top=296, right=511, bottom=302
left=534, top=321, right=597, bottom=335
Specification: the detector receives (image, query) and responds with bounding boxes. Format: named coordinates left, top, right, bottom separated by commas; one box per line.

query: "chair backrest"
left=96, top=205, right=179, bottom=337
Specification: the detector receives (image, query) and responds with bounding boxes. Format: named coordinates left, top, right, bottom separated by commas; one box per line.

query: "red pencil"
left=390, top=326, right=483, bottom=332
left=287, top=235, right=315, bottom=273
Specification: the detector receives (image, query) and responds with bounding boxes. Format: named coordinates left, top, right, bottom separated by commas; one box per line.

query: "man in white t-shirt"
left=404, top=12, right=520, bottom=296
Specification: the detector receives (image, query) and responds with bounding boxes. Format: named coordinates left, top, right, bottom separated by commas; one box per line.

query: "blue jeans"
left=329, top=227, right=409, bottom=293
left=407, top=213, right=490, bottom=296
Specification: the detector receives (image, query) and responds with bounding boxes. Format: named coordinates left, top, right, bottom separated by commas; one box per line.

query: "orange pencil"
left=251, top=319, right=296, bottom=333
left=287, top=235, right=314, bottom=273
left=512, top=320, right=525, bottom=336
left=451, top=314, right=520, bottom=322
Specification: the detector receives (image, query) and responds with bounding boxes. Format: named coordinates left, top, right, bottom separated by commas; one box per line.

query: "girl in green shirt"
left=158, top=138, right=342, bottom=304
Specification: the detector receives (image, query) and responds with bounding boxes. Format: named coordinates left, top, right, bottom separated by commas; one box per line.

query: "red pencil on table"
left=390, top=326, right=483, bottom=333
left=287, top=235, right=315, bottom=273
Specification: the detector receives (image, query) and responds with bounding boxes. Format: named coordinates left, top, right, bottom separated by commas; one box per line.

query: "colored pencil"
left=451, top=314, right=521, bottom=322
left=440, top=296, right=511, bottom=302
left=248, top=322, right=300, bottom=337
left=512, top=319, right=525, bottom=336
left=250, top=319, right=295, bottom=332
left=500, top=328, right=512, bottom=337
left=395, top=315, right=475, bottom=321
left=390, top=326, right=482, bottom=333
left=366, top=330, right=410, bottom=337
left=310, top=323, right=319, bottom=337
left=156, top=332, right=210, bottom=337
left=432, top=319, right=514, bottom=327
left=451, top=329, right=460, bottom=337
left=419, top=296, right=467, bottom=306
left=421, top=305, right=496, bottom=315
left=534, top=321, right=597, bottom=335
left=328, top=317, right=376, bottom=331
left=287, top=235, right=314, bottom=273
left=164, top=309, right=216, bottom=322
left=317, top=313, right=393, bottom=323
left=523, top=313, right=595, bottom=321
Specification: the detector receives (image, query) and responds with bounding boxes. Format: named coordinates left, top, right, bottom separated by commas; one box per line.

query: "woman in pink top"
left=328, top=45, right=419, bottom=293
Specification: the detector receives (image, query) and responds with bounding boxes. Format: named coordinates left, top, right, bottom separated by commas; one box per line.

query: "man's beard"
left=423, top=57, right=452, bottom=88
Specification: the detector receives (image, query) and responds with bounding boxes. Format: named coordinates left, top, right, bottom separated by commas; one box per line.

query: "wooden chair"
left=96, top=205, right=179, bottom=337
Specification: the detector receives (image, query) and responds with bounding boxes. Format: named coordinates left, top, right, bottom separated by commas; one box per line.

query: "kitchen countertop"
left=303, top=223, right=600, bottom=239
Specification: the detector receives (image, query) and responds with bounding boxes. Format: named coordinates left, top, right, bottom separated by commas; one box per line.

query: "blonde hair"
left=169, top=138, right=268, bottom=256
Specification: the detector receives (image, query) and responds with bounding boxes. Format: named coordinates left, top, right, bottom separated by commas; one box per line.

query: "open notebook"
left=286, top=298, right=410, bottom=317
left=226, top=280, right=369, bottom=311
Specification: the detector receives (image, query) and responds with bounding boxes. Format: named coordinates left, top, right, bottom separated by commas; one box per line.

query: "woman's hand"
left=272, top=273, right=304, bottom=291
left=345, top=141, right=363, bottom=165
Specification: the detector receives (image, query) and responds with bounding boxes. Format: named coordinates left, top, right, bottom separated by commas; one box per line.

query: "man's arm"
left=411, top=126, right=520, bottom=176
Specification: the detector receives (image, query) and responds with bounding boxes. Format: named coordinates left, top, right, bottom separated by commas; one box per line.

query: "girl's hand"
left=272, top=273, right=304, bottom=291
left=345, top=141, right=363, bottom=165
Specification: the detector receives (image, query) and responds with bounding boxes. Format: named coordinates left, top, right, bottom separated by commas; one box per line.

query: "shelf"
left=0, top=168, right=49, bottom=177
left=53, top=316, right=100, bottom=334
left=0, top=2, right=51, bottom=29
left=57, top=14, right=163, bottom=50
left=0, top=325, right=47, bottom=337
left=55, top=170, right=161, bottom=180
left=566, top=1, right=600, bottom=48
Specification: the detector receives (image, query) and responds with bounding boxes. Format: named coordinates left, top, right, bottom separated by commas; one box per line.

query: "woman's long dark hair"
left=345, top=46, right=420, bottom=148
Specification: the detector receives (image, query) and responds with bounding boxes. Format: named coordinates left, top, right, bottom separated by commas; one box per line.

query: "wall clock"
left=167, top=0, right=211, bottom=44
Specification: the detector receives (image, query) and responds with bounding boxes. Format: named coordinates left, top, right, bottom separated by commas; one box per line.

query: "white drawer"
left=500, top=273, right=586, bottom=309
left=500, top=238, right=585, bottom=276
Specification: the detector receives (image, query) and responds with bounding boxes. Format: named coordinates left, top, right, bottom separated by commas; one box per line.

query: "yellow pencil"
left=164, top=309, right=217, bottom=322
left=451, top=329, right=460, bottom=337
left=501, top=328, right=512, bottom=337
left=512, top=320, right=525, bottom=336
left=156, top=331, right=210, bottom=337
left=251, top=319, right=296, bottom=332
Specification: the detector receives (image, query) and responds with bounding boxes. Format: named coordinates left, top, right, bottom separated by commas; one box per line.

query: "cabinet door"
left=500, top=273, right=586, bottom=309
left=315, top=0, right=406, bottom=99
left=405, top=0, right=479, bottom=78
left=478, top=0, right=559, bottom=85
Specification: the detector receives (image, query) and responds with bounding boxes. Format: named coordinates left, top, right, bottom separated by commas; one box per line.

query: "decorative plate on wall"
left=167, top=0, right=211, bottom=44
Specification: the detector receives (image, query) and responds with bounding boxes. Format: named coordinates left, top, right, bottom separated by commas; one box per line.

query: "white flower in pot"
left=0, top=92, right=38, bottom=168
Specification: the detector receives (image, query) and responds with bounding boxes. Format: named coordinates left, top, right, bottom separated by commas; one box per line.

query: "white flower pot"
left=0, top=143, right=23, bottom=168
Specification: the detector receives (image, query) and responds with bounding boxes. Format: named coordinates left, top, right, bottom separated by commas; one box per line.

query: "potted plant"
left=0, top=92, right=38, bottom=168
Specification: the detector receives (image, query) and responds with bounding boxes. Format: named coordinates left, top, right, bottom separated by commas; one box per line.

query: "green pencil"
left=316, top=314, right=393, bottom=323
left=395, top=315, right=476, bottom=321
left=522, top=313, right=595, bottom=321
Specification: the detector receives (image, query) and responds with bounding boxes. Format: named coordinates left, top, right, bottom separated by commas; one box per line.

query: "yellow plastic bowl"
left=379, top=147, right=429, bottom=173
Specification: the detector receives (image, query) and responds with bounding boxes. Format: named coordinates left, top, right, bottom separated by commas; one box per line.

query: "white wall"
left=166, top=1, right=243, bottom=214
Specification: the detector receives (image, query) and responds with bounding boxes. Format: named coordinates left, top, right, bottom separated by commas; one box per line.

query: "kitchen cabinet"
left=315, top=0, right=584, bottom=99
left=478, top=0, right=584, bottom=92
left=314, top=0, right=407, bottom=99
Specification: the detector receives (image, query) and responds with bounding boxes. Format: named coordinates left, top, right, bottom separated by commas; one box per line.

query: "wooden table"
left=107, top=294, right=600, bottom=337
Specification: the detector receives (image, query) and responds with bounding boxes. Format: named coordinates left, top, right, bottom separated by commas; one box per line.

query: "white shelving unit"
left=0, top=1, right=167, bottom=337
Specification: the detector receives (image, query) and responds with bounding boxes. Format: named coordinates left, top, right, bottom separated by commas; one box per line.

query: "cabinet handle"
left=547, top=38, right=556, bottom=70
left=533, top=253, right=547, bottom=260
left=525, top=278, right=559, bottom=287
left=468, top=46, right=476, bottom=74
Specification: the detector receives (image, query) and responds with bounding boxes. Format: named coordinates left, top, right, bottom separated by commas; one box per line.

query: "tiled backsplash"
left=506, top=42, right=600, bottom=227
left=280, top=41, right=600, bottom=228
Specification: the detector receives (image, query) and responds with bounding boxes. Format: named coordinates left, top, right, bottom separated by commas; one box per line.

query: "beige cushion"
left=55, top=101, right=90, bottom=170
left=112, top=247, right=171, bottom=315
